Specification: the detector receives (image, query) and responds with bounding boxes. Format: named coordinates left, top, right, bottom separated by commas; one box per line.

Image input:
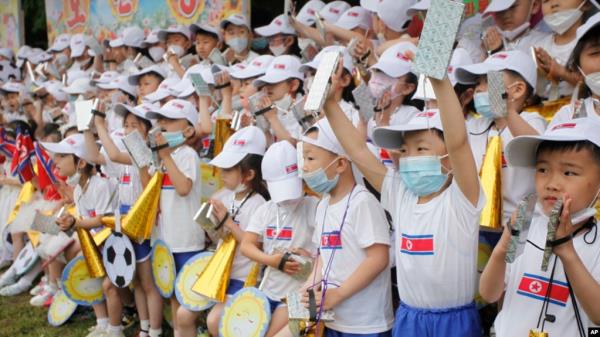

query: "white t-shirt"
left=494, top=214, right=600, bottom=337
left=534, top=35, right=577, bottom=99
left=549, top=97, right=600, bottom=129
left=246, top=197, right=319, bottom=301
left=467, top=113, right=547, bottom=223
left=220, top=191, right=266, bottom=282
left=367, top=105, right=420, bottom=141
left=154, top=145, right=205, bottom=253
left=339, top=100, right=361, bottom=127
left=381, top=169, right=486, bottom=309
left=74, top=174, right=115, bottom=235
left=313, top=184, right=394, bottom=334
left=504, top=28, right=549, bottom=54
left=117, top=164, right=143, bottom=213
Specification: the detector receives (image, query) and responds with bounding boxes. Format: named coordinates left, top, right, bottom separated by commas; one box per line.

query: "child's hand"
left=495, top=214, right=514, bottom=256
left=271, top=252, right=301, bottom=275
left=482, top=27, right=503, bottom=54
left=553, top=194, right=577, bottom=258
left=154, top=132, right=173, bottom=159
left=209, top=199, right=231, bottom=227
left=215, top=71, right=232, bottom=96
left=56, top=214, right=75, bottom=231
left=290, top=247, right=312, bottom=257
left=351, top=37, right=372, bottom=61
left=534, top=47, right=553, bottom=75
left=325, top=61, right=345, bottom=104
left=301, top=287, right=344, bottom=311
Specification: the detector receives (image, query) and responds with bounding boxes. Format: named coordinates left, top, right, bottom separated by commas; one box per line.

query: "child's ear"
left=459, top=88, right=475, bottom=108
left=397, top=81, right=416, bottom=97
left=509, top=80, right=528, bottom=101
left=243, top=168, right=256, bottom=183
left=289, top=79, right=301, bottom=93
left=183, top=125, right=196, bottom=138
left=531, top=0, right=541, bottom=16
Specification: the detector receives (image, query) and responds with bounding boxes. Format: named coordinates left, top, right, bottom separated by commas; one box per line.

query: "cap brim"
left=209, top=151, right=246, bottom=169
left=40, top=141, right=75, bottom=156
left=506, top=134, right=588, bottom=167
left=372, top=124, right=440, bottom=149
left=254, top=72, right=303, bottom=88
left=371, top=61, right=411, bottom=78
left=114, top=103, right=134, bottom=118
left=267, top=177, right=303, bottom=203
left=109, top=39, right=124, bottom=48
left=145, top=90, right=171, bottom=103
left=484, top=0, right=515, bottom=13
left=231, top=67, right=265, bottom=80
left=454, top=63, right=499, bottom=84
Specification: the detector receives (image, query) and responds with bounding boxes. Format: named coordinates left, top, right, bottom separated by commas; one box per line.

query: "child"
left=127, top=64, right=167, bottom=101
left=220, top=14, right=259, bottom=64
left=550, top=13, right=600, bottom=127
left=44, top=134, right=116, bottom=337
left=455, top=50, right=547, bottom=223
left=482, top=0, right=548, bottom=54
left=188, top=126, right=267, bottom=337
left=0, top=81, right=27, bottom=123
left=158, top=24, right=194, bottom=79
left=299, top=118, right=393, bottom=336
left=480, top=117, right=600, bottom=336
left=189, top=23, right=221, bottom=62
left=324, top=63, right=485, bottom=336
left=533, top=0, right=594, bottom=100
left=105, top=26, right=145, bottom=73
left=241, top=140, right=319, bottom=337
left=255, top=14, right=300, bottom=57
left=95, top=75, right=139, bottom=132
left=146, top=99, right=205, bottom=337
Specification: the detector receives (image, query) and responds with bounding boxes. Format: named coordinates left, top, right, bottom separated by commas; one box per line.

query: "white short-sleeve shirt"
left=549, top=97, right=600, bottom=129
left=74, top=174, right=115, bottom=231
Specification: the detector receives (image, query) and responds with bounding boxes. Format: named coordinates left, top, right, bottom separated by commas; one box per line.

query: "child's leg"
left=206, top=303, right=225, bottom=337
left=102, top=278, right=124, bottom=329
left=170, top=296, right=181, bottom=337
left=138, top=259, right=163, bottom=331
left=266, top=305, right=290, bottom=337
left=133, top=276, right=149, bottom=328
left=92, top=301, right=109, bottom=327
left=10, top=232, right=25, bottom=260
left=176, top=306, right=200, bottom=337
left=48, top=260, right=65, bottom=287
left=64, top=240, right=80, bottom=261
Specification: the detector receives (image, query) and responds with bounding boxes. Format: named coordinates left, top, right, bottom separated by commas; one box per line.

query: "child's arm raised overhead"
left=323, top=65, right=387, bottom=191
left=95, top=114, right=132, bottom=165
left=430, top=77, right=480, bottom=206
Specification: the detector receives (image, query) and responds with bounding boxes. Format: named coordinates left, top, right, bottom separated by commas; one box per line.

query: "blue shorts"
left=324, top=328, right=392, bottom=337
left=267, top=298, right=284, bottom=314
left=392, top=301, right=482, bottom=337
left=133, top=240, right=152, bottom=262
left=173, top=251, right=202, bottom=274
left=226, top=279, right=245, bottom=296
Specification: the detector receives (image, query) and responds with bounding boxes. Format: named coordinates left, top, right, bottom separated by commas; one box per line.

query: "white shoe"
left=0, top=268, right=16, bottom=288
left=30, top=287, right=54, bottom=307
left=104, top=330, right=125, bottom=337
left=0, top=279, right=31, bottom=296
left=29, top=277, right=47, bottom=296
left=86, top=325, right=107, bottom=337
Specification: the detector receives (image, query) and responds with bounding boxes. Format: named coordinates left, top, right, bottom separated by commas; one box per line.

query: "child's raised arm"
left=430, top=77, right=480, bottom=206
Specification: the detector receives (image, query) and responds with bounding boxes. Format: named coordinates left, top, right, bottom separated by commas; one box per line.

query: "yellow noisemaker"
left=121, top=172, right=163, bottom=243
left=244, top=262, right=261, bottom=288
left=76, top=227, right=106, bottom=278
left=192, top=233, right=237, bottom=302
left=214, top=118, right=234, bottom=157
left=6, top=182, right=36, bottom=225
left=480, top=136, right=503, bottom=230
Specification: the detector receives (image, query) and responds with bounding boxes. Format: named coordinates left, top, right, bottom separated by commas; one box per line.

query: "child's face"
left=138, top=74, right=162, bottom=98
left=224, top=24, right=250, bottom=43
left=239, top=78, right=257, bottom=110
left=123, top=113, right=148, bottom=137
left=166, top=33, right=191, bottom=51
left=494, top=0, right=537, bottom=30
left=302, top=135, right=345, bottom=179
left=111, top=46, right=127, bottom=63
left=195, top=34, right=219, bottom=60
left=157, top=116, right=192, bottom=133
left=579, top=40, right=600, bottom=82
left=535, top=148, right=600, bottom=215
left=6, top=93, right=19, bottom=112
left=264, top=80, right=292, bottom=101
left=541, top=0, right=585, bottom=16
left=55, top=153, right=78, bottom=177
left=220, top=166, right=244, bottom=190
left=398, top=130, right=451, bottom=172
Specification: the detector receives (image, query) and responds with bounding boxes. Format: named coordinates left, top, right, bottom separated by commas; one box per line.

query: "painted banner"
left=45, top=0, right=249, bottom=43
left=0, top=0, right=23, bottom=52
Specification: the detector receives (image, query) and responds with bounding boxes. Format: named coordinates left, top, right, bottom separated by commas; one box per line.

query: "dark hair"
left=454, top=83, right=475, bottom=114
left=139, top=72, right=165, bottom=84
left=402, top=72, right=419, bottom=106
left=505, top=70, right=541, bottom=107
left=567, top=24, right=600, bottom=98
left=72, top=154, right=95, bottom=177
left=238, top=153, right=269, bottom=200
left=41, top=123, right=62, bottom=141
left=341, top=69, right=357, bottom=105
left=8, top=120, right=34, bottom=139
left=537, top=140, right=600, bottom=165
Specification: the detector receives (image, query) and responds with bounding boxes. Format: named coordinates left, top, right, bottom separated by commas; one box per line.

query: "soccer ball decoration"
left=103, top=232, right=136, bottom=288
left=14, top=242, right=39, bottom=276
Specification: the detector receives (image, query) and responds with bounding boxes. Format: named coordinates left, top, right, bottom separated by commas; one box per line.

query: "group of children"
left=0, top=0, right=599, bottom=336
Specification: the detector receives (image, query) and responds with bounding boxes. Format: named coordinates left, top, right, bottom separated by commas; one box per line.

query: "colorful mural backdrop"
left=45, top=0, right=249, bottom=43
left=0, top=0, right=23, bottom=52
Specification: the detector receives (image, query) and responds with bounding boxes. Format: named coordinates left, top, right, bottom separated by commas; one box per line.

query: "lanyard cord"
left=229, top=191, right=254, bottom=223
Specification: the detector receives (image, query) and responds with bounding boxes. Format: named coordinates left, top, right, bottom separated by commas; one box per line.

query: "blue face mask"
left=399, top=155, right=449, bottom=197
left=474, top=92, right=494, bottom=119
left=302, top=158, right=340, bottom=194
left=162, top=131, right=186, bottom=148
left=251, top=37, right=269, bottom=50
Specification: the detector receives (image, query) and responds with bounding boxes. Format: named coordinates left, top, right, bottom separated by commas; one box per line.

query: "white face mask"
left=227, top=37, right=248, bottom=54
left=499, top=21, right=530, bottom=41
left=298, top=38, right=314, bottom=51
left=581, top=70, right=600, bottom=96
left=269, top=44, right=288, bottom=57
left=232, top=183, right=248, bottom=194
left=167, top=45, right=185, bottom=58
left=368, top=72, right=397, bottom=99
left=571, top=187, right=600, bottom=225
left=66, top=171, right=81, bottom=187
left=543, top=1, right=586, bottom=35
left=274, top=93, right=293, bottom=111
left=149, top=46, right=165, bottom=62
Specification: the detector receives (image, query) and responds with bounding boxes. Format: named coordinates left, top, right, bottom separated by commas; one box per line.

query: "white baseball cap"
left=371, top=41, right=416, bottom=78
left=110, top=26, right=145, bottom=48
left=297, top=0, right=326, bottom=25
left=114, top=102, right=157, bottom=120
left=230, top=55, right=275, bottom=80
left=0, top=81, right=24, bottom=94
left=301, top=118, right=346, bottom=157
left=253, top=55, right=304, bottom=88
left=506, top=118, right=600, bottom=167
left=158, top=24, right=191, bottom=41
left=144, top=77, right=182, bottom=102
left=49, top=34, right=71, bottom=52
left=0, top=48, right=14, bottom=60
left=70, top=34, right=87, bottom=58
left=372, top=109, right=443, bottom=149
left=28, top=50, right=52, bottom=65
left=96, top=75, right=138, bottom=98
left=210, top=126, right=267, bottom=168
left=484, top=0, right=517, bottom=13
left=0, top=61, right=19, bottom=83
left=92, top=71, right=119, bottom=86
left=413, top=47, right=474, bottom=100
left=300, top=45, right=354, bottom=73
left=190, top=23, right=221, bottom=41
left=407, top=0, right=431, bottom=16
left=147, top=98, right=198, bottom=125
left=128, top=64, right=167, bottom=85
left=44, top=81, right=68, bottom=102
left=335, top=6, right=372, bottom=31
left=255, top=14, right=297, bottom=37
left=41, top=133, right=88, bottom=161
left=319, top=1, right=351, bottom=23
left=141, top=29, right=161, bottom=47
left=376, top=0, right=417, bottom=32
left=174, top=78, right=195, bottom=98
left=62, top=78, right=95, bottom=95
left=575, top=12, right=600, bottom=45
left=220, top=14, right=250, bottom=30
left=360, top=0, right=380, bottom=12
left=454, top=50, right=537, bottom=92
left=262, top=141, right=303, bottom=203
